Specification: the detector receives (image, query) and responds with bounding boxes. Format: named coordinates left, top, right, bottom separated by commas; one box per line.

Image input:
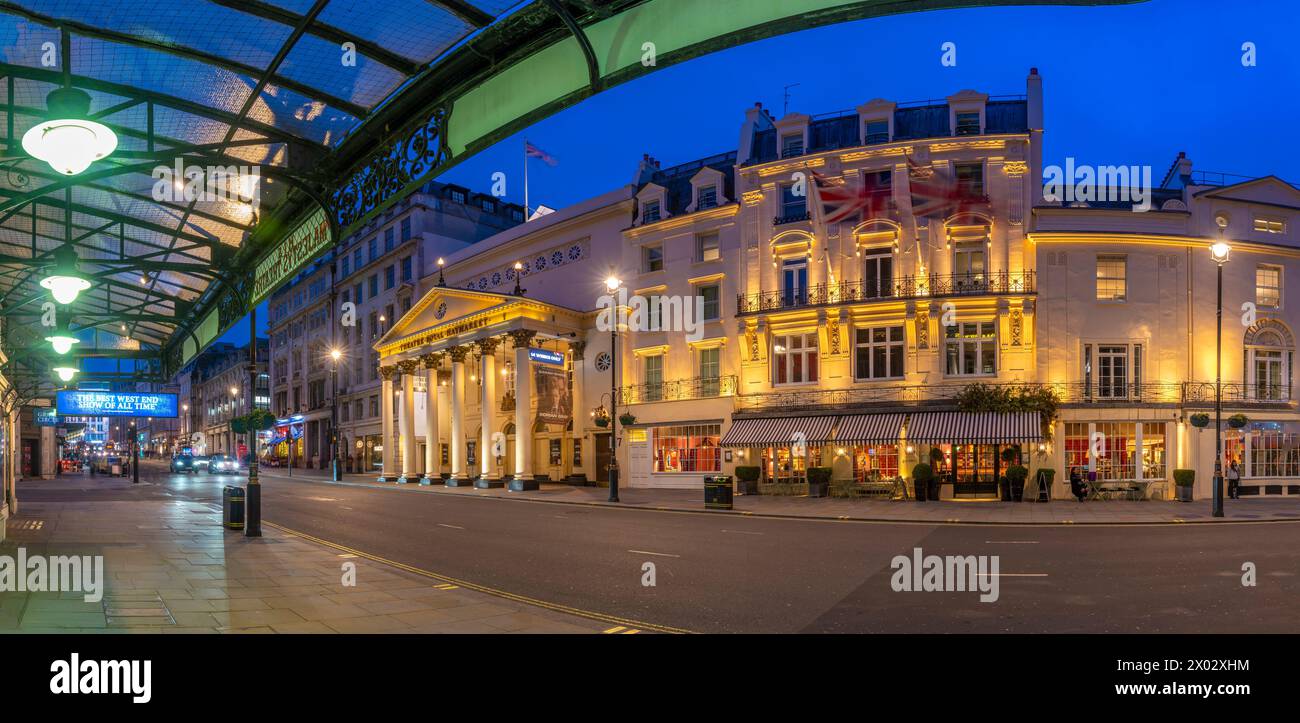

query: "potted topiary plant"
left=911, top=462, right=932, bottom=502
left=734, top=465, right=761, bottom=495
left=1173, top=469, right=1195, bottom=502
left=1227, top=413, right=1249, bottom=429
left=806, top=466, right=833, bottom=498
left=1189, top=413, right=1210, bottom=428
left=1006, top=464, right=1029, bottom=502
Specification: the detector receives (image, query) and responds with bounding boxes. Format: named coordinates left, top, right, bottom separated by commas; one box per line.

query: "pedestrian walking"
left=1069, top=466, right=1088, bottom=502
left=1227, top=460, right=1240, bottom=499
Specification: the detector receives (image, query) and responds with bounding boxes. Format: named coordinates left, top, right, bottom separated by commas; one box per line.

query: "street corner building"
left=323, top=69, right=1300, bottom=501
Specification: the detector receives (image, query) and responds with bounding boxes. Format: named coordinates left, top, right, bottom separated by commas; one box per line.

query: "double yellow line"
left=264, top=520, right=691, bottom=634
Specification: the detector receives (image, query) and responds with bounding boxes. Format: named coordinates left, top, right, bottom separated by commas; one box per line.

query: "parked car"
left=207, top=454, right=238, bottom=474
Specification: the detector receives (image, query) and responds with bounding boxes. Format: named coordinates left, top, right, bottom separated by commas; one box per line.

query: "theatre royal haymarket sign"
left=252, top=207, right=330, bottom=304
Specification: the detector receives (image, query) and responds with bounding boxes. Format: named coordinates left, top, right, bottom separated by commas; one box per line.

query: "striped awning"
left=834, top=414, right=906, bottom=444
left=720, top=416, right=837, bottom=447
left=905, top=412, right=1043, bottom=443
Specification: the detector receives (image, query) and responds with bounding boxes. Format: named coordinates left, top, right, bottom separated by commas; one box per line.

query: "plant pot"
left=1010, top=479, right=1025, bottom=502
left=913, top=478, right=928, bottom=501
left=808, top=481, right=829, bottom=498
left=740, top=478, right=759, bottom=495
left=928, top=479, right=941, bottom=501
left=1176, top=485, right=1194, bottom=502
left=999, top=478, right=1011, bottom=501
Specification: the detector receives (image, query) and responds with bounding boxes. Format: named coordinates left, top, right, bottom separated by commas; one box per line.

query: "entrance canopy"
left=720, top=416, right=837, bottom=447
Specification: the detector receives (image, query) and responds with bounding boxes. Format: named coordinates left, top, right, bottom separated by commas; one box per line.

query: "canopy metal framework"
left=0, top=0, right=1140, bottom=403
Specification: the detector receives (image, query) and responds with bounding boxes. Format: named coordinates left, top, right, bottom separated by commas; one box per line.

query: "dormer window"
left=642, top=199, right=661, bottom=224
left=449, top=189, right=466, bottom=204
left=864, top=120, right=889, bottom=144
left=955, top=112, right=981, bottom=136
left=697, top=185, right=717, bottom=210
left=781, top=132, right=804, bottom=158
left=480, top=198, right=495, bottom=212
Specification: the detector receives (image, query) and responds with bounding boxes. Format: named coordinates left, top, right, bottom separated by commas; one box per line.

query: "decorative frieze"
left=464, top=239, right=591, bottom=293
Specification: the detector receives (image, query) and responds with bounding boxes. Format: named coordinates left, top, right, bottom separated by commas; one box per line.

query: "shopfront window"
left=853, top=445, right=899, bottom=482
left=652, top=424, right=721, bottom=473
left=1141, top=422, right=1166, bottom=479
left=1065, top=423, right=1090, bottom=473
left=1094, top=422, right=1136, bottom=480
left=1248, top=429, right=1300, bottom=477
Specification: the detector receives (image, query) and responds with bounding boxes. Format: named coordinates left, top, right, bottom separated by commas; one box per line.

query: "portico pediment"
left=375, top=286, right=584, bottom=358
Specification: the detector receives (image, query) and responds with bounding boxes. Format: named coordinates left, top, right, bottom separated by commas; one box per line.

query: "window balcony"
left=619, top=375, right=737, bottom=405
left=737, top=270, right=1035, bottom=315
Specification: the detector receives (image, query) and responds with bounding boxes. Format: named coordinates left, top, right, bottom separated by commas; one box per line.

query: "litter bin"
left=704, top=475, right=733, bottom=510
left=223, top=486, right=245, bottom=530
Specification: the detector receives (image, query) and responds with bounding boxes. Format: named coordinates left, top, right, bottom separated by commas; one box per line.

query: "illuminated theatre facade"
left=374, top=70, right=1300, bottom=499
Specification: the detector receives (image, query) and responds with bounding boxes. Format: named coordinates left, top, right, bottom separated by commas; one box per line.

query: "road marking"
left=720, top=529, right=763, bottom=536
left=337, top=553, right=357, bottom=559
left=628, top=549, right=680, bottom=558
left=434, top=583, right=459, bottom=590
left=603, top=626, right=626, bottom=633
left=260, top=521, right=689, bottom=634
left=438, top=523, right=465, bottom=530
left=984, top=540, right=1040, bottom=544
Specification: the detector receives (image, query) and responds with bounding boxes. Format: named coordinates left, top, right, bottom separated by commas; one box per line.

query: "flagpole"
left=523, top=139, right=530, bottom=218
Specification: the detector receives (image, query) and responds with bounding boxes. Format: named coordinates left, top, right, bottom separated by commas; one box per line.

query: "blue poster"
left=56, top=391, right=179, bottom=418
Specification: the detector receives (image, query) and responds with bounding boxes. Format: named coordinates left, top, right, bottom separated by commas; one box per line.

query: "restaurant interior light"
left=40, top=244, right=92, bottom=304
left=22, top=87, right=118, bottom=175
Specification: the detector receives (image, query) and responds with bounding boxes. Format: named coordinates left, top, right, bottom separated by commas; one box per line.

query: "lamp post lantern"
left=1210, top=239, right=1231, bottom=518
left=605, top=275, right=621, bottom=503
left=330, top=348, right=342, bottom=481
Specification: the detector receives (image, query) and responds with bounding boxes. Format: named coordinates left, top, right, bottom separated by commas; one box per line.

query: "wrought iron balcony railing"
left=733, top=380, right=1292, bottom=414
left=773, top=210, right=810, bottom=226
left=619, top=375, right=737, bottom=405
left=737, top=270, right=1035, bottom=315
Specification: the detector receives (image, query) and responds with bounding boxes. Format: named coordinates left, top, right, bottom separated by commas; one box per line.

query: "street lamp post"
left=1210, top=239, right=1231, bottom=518
left=330, top=348, right=342, bottom=481
left=245, top=307, right=261, bottom=537
left=605, top=275, right=621, bottom=503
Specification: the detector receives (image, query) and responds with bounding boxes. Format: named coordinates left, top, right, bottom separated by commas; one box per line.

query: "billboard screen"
left=56, top=391, right=179, bottom=418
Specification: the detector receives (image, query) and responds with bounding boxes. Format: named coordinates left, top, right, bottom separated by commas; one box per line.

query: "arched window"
left=1244, top=320, right=1294, bottom=401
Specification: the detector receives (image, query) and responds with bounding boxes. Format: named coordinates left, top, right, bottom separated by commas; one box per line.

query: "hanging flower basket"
left=1227, top=413, right=1249, bottom=429
left=594, top=416, right=609, bottom=428
left=1189, top=413, right=1210, bottom=428
left=618, top=413, right=637, bottom=426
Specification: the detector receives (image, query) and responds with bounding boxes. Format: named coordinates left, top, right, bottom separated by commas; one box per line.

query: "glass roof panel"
left=277, top=34, right=409, bottom=110
left=315, top=1, right=475, bottom=64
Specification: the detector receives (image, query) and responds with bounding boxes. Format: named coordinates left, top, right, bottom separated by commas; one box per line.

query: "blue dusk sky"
left=219, top=0, right=1298, bottom=347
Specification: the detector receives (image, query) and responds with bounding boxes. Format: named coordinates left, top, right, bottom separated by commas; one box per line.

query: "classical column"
left=446, top=345, right=471, bottom=486
left=421, top=352, right=442, bottom=485
left=509, top=329, right=539, bottom=491
left=475, top=337, right=503, bottom=488
left=397, top=358, right=421, bottom=483
left=569, top=341, right=587, bottom=479
left=377, top=365, right=398, bottom=482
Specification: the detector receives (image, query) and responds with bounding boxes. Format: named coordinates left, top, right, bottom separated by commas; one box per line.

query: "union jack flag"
left=524, top=140, right=558, bottom=167
left=811, top=170, right=893, bottom=226
left=907, top=155, right=988, bottom=220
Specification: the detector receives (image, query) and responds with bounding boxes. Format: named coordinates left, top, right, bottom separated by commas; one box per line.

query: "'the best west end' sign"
left=56, top=391, right=179, bottom=418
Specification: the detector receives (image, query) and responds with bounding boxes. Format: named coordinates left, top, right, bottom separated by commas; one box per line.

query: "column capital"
left=508, top=329, right=538, bottom=348
left=420, top=352, right=443, bottom=369
left=396, top=358, right=421, bottom=375
left=447, top=345, right=470, bottom=363
left=476, top=336, right=502, bottom=355
left=378, top=365, right=398, bottom=381
left=570, top=340, right=586, bottom=360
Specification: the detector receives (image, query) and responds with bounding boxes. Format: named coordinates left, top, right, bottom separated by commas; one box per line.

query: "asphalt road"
left=19, top=463, right=1300, bottom=633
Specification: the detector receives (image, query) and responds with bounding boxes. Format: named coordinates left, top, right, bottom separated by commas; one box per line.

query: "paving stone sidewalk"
left=0, top=499, right=604, bottom=634
left=259, top=467, right=1300, bottom=524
